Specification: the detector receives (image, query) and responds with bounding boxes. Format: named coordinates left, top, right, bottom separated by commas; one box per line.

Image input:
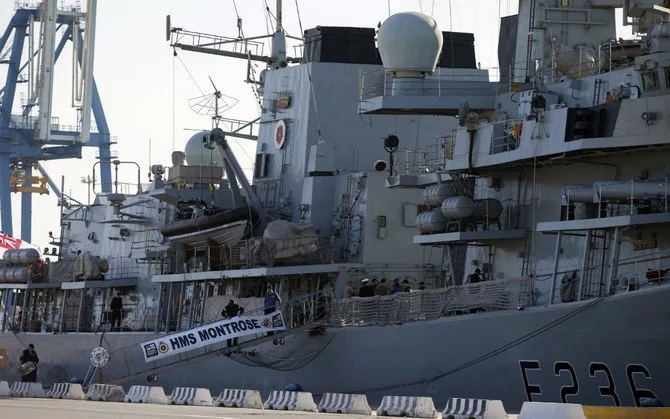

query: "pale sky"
left=0, top=0, right=630, bottom=249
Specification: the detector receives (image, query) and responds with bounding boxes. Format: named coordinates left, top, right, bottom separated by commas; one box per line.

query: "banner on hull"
left=139, top=312, right=287, bottom=362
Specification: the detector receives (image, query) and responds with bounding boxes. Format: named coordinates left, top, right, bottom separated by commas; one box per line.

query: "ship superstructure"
left=1, top=0, right=670, bottom=413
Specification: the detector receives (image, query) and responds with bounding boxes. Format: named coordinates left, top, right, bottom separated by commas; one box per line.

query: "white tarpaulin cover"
left=262, top=220, right=320, bottom=260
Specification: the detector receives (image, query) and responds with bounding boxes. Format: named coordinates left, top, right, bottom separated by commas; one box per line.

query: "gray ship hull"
left=1, top=285, right=668, bottom=413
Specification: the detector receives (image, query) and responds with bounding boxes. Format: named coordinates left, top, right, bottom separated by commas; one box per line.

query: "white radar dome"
left=377, top=12, right=443, bottom=77
left=184, top=131, right=222, bottom=167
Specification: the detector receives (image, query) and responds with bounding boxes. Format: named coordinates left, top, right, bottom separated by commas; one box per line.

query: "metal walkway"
left=82, top=289, right=332, bottom=387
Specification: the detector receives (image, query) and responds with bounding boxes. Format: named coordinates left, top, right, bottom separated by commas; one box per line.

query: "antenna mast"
left=276, top=0, right=283, bottom=32
left=270, top=0, right=287, bottom=69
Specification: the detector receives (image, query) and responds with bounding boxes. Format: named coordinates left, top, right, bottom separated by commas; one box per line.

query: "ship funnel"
left=377, top=12, right=443, bottom=96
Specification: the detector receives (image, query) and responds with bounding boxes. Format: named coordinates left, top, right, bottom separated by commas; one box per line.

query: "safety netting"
left=330, top=277, right=534, bottom=327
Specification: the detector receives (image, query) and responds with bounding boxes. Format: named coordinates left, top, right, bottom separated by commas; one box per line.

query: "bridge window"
left=560, top=204, right=576, bottom=221
left=641, top=71, right=659, bottom=91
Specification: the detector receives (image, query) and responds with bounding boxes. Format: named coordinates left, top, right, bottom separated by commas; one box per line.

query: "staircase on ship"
left=82, top=289, right=333, bottom=387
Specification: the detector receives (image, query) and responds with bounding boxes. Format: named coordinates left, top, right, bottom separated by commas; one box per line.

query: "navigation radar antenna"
left=188, top=76, right=239, bottom=129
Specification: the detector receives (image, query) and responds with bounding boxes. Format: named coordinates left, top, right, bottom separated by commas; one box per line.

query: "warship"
left=1, top=0, right=670, bottom=413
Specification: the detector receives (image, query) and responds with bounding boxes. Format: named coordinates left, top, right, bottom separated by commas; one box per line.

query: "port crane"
left=0, top=0, right=113, bottom=241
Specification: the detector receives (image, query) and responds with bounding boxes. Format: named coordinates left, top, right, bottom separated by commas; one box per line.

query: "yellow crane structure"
left=9, top=166, right=49, bottom=195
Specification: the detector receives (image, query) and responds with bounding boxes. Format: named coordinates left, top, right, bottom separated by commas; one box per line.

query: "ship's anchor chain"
left=89, top=346, right=110, bottom=368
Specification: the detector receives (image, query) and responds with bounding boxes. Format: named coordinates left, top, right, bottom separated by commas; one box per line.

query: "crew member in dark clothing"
left=390, top=279, right=402, bottom=294
left=110, top=292, right=123, bottom=331
left=20, top=344, right=39, bottom=382
left=468, top=268, right=483, bottom=284
left=358, top=278, right=374, bottom=297
left=222, top=299, right=245, bottom=347
left=264, top=285, right=281, bottom=336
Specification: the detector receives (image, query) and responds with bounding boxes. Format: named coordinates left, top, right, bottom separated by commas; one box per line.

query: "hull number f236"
left=519, top=360, right=658, bottom=407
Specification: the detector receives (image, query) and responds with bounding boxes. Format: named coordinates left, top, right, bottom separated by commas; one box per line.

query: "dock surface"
left=0, top=398, right=374, bottom=419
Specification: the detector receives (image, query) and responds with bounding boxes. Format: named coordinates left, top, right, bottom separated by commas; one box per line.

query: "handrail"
left=81, top=288, right=334, bottom=387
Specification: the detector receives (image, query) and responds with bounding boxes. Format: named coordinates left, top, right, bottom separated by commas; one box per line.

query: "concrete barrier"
left=214, top=389, right=263, bottom=409
left=85, top=384, right=125, bottom=402
left=377, top=395, right=438, bottom=418
left=442, top=398, right=507, bottom=419
left=518, top=402, right=586, bottom=419
left=263, top=390, right=318, bottom=412
left=318, top=392, right=372, bottom=415
left=168, top=387, right=213, bottom=406
left=45, top=382, right=85, bottom=400
left=582, top=406, right=670, bottom=418
left=124, top=385, right=168, bottom=404
left=10, top=382, right=46, bottom=398
left=0, top=381, right=10, bottom=397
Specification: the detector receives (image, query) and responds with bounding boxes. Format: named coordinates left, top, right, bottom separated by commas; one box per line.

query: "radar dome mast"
left=377, top=12, right=443, bottom=96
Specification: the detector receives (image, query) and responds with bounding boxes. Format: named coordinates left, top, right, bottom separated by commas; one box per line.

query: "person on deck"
left=20, top=344, right=39, bottom=382
left=344, top=280, right=357, bottom=298
left=110, top=292, right=123, bottom=331
left=222, top=299, right=245, bottom=347
left=264, top=285, right=281, bottom=336
left=374, top=278, right=391, bottom=296
left=390, top=279, right=402, bottom=294
left=467, top=268, right=483, bottom=284
left=358, top=278, right=374, bottom=297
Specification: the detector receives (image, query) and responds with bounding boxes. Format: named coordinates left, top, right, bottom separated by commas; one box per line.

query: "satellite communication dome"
left=377, top=12, right=443, bottom=77
left=184, top=131, right=222, bottom=167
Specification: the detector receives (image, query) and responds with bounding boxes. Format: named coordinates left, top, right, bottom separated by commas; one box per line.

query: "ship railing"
left=168, top=235, right=340, bottom=273
left=490, top=198, right=534, bottom=231
left=434, top=198, right=533, bottom=233
left=623, top=251, right=670, bottom=290
left=94, top=150, right=120, bottom=159
left=545, top=249, right=670, bottom=303
left=330, top=276, right=534, bottom=327
left=90, top=181, right=147, bottom=196
left=358, top=45, right=644, bottom=103
left=523, top=44, right=647, bottom=90
left=563, top=178, right=670, bottom=220
left=536, top=40, right=643, bottom=86
left=14, top=1, right=40, bottom=9
left=358, top=67, right=506, bottom=102
left=45, top=256, right=142, bottom=283
left=169, top=27, right=266, bottom=57
left=103, top=259, right=141, bottom=281
left=391, top=131, right=527, bottom=174
left=489, top=119, right=524, bottom=155
left=8, top=113, right=100, bottom=133
left=292, top=44, right=304, bottom=59
left=597, top=38, right=645, bottom=73
left=391, top=139, right=453, bottom=175
left=14, top=0, right=83, bottom=11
